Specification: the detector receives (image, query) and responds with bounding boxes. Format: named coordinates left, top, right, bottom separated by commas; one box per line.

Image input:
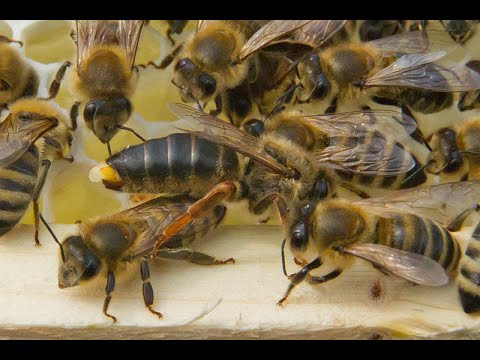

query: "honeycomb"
left=1, top=20, right=480, bottom=230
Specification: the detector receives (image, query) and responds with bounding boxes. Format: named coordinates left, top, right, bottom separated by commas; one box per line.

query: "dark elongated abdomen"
left=105, top=134, right=240, bottom=198
left=0, top=146, right=39, bottom=237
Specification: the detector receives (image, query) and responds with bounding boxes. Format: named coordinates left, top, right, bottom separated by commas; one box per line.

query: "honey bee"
left=58, top=20, right=146, bottom=155
left=277, top=181, right=480, bottom=315
left=291, top=31, right=480, bottom=115
left=440, top=20, right=477, bottom=44
left=58, top=195, right=232, bottom=322
left=426, top=117, right=480, bottom=181
left=91, top=103, right=429, bottom=256
left=148, top=20, right=346, bottom=126
left=359, top=20, right=406, bottom=42
left=458, top=60, right=480, bottom=111
left=0, top=36, right=39, bottom=113
left=0, top=96, right=73, bottom=245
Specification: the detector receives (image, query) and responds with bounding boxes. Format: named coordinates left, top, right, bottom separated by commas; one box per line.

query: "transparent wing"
left=123, top=196, right=223, bottom=259
left=196, top=20, right=209, bottom=32
left=355, top=180, right=480, bottom=226
left=0, top=114, right=56, bottom=167
left=289, top=20, right=347, bottom=48
left=169, top=103, right=297, bottom=178
left=238, top=20, right=313, bottom=60
left=366, top=30, right=456, bottom=55
left=342, top=243, right=449, bottom=286
left=317, top=135, right=416, bottom=176
left=117, top=20, right=144, bottom=68
left=300, top=109, right=417, bottom=138
left=365, top=52, right=480, bottom=91
left=76, top=20, right=143, bottom=70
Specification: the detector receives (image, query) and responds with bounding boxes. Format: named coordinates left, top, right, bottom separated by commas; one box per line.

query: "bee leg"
left=151, top=181, right=237, bottom=257
left=324, top=96, right=338, bottom=114
left=140, top=258, right=163, bottom=318
left=277, top=258, right=323, bottom=307
left=372, top=263, right=390, bottom=276
left=339, top=183, right=370, bottom=199
left=32, top=160, right=52, bottom=246
left=70, top=102, right=80, bottom=130
left=271, top=83, right=301, bottom=116
left=209, top=95, right=223, bottom=117
left=103, top=270, right=117, bottom=323
left=0, top=35, right=22, bottom=46
left=156, top=248, right=235, bottom=265
left=399, top=105, right=432, bottom=151
left=139, top=43, right=184, bottom=70
left=166, top=28, right=175, bottom=46
left=447, top=204, right=480, bottom=232
left=43, top=61, right=71, bottom=100
left=306, top=268, right=342, bottom=285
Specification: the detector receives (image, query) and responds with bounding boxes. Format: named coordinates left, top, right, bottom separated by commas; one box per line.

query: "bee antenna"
left=39, top=213, right=65, bottom=262
left=401, top=160, right=434, bottom=185
left=106, top=141, right=112, bottom=156
left=116, top=125, right=146, bottom=142
left=281, top=238, right=289, bottom=277
left=460, top=150, right=480, bottom=157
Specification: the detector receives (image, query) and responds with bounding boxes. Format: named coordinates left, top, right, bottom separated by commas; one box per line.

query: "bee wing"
left=76, top=20, right=143, bottom=69
left=169, top=103, right=297, bottom=178
left=238, top=20, right=313, bottom=61
left=122, top=196, right=223, bottom=259
left=196, top=20, right=209, bottom=32
left=117, top=20, right=145, bottom=68
left=365, top=52, right=480, bottom=92
left=289, top=20, right=347, bottom=48
left=342, top=243, right=449, bottom=286
left=366, top=30, right=456, bottom=55
left=0, top=114, right=56, bottom=167
left=317, top=135, right=415, bottom=176
left=301, top=109, right=417, bottom=138
left=355, top=181, right=480, bottom=226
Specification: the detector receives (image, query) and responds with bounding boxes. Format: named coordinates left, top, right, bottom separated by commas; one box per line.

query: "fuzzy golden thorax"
left=174, top=21, right=251, bottom=102
left=265, top=110, right=330, bottom=151
left=9, top=98, right=72, bottom=161
left=70, top=45, right=135, bottom=101
left=243, top=134, right=320, bottom=215
left=0, top=43, right=38, bottom=104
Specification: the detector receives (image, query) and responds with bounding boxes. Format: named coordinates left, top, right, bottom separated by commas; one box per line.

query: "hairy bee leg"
left=277, top=257, right=322, bottom=307
left=70, top=102, right=80, bottom=130
left=32, top=160, right=52, bottom=246
left=447, top=204, right=480, bottom=231
left=324, top=96, right=338, bottom=114
left=307, top=268, right=342, bottom=285
left=156, top=249, right=235, bottom=265
left=103, top=270, right=117, bottom=323
left=152, top=181, right=237, bottom=257
left=339, top=183, right=370, bottom=199
left=0, top=35, right=22, bottom=46
left=140, top=258, right=163, bottom=318
left=44, top=61, right=71, bottom=100
left=210, top=95, right=222, bottom=116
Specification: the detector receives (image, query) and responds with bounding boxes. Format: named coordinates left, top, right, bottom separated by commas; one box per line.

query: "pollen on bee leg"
left=89, top=164, right=120, bottom=183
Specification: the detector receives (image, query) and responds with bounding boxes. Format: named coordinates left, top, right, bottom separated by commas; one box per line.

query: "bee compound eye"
left=243, top=119, right=264, bottom=137
left=83, top=100, right=102, bottom=123
left=291, top=222, right=308, bottom=250
left=198, top=73, right=216, bottom=97
left=175, top=57, right=194, bottom=71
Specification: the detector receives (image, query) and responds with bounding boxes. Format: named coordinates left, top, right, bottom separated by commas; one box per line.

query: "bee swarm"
left=2, top=20, right=480, bottom=339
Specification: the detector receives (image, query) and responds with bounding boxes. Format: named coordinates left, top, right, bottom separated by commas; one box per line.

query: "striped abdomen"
left=373, top=214, right=460, bottom=273
left=333, top=132, right=427, bottom=190
left=0, top=146, right=39, bottom=236
left=105, top=134, right=240, bottom=198
left=458, top=222, right=480, bottom=313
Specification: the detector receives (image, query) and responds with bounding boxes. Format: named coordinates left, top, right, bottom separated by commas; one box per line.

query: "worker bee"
left=426, top=117, right=480, bottom=181
left=458, top=60, right=480, bottom=111
left=0, top=96, right=73, bottom=245
left=359, top=20, right=406, bottom=42
left=59, top=20, right=146, bottom=155
left=58, top=195, right=232, bottom=322
left=0, top=36, right=39, bottom=113
left=440, top=20, right=477, bottom=44
left=291, top=30, right=480, bottom=115
left=277, top=181, right=480, bottom=315
left=91, top=103, right=428, bottom=256
left=148, top=20, right=346, bottom=126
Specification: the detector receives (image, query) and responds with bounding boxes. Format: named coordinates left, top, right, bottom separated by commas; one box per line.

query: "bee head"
left=58, top=236, right=101, bottom=289
left=83, top=95, right=132, bottom=143
left=173, top=57, right=217, bottom=103
left=297, top=54, right=330, bottom=102
left=289, top=202, right=314, bottom=252
left=427, top=127, right=463, bottom=174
